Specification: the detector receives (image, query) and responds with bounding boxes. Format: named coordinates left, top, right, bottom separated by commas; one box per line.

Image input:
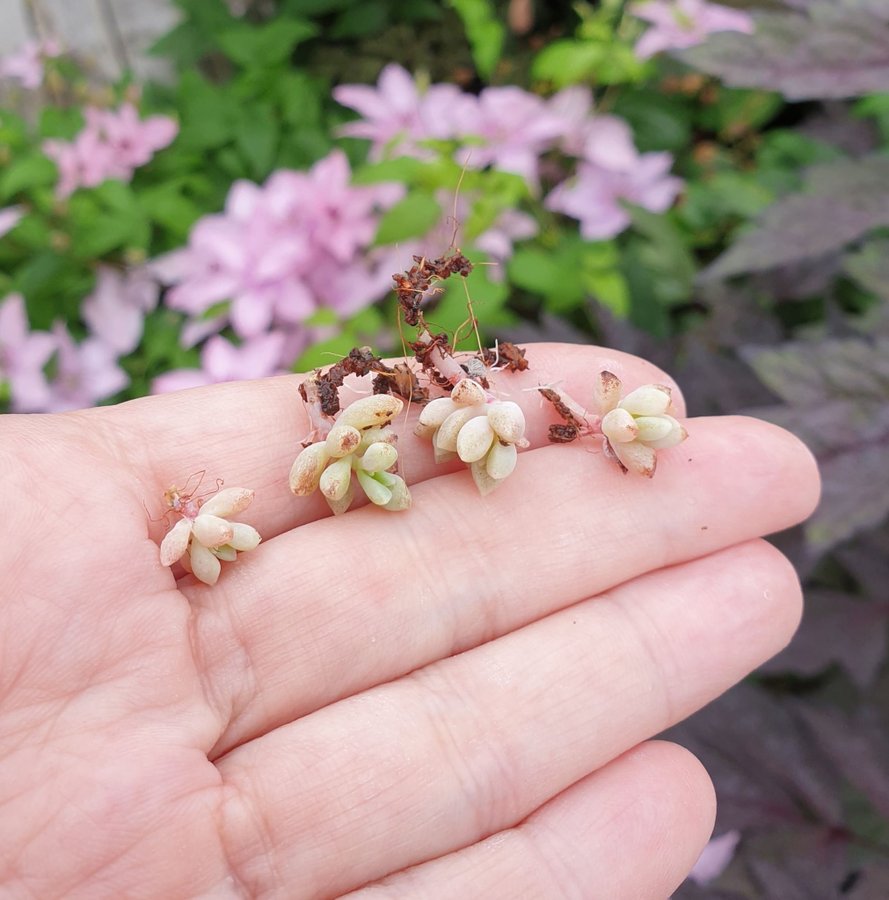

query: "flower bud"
left=486, top=401, right=525, bottom=443
left=415, top=397, right=458, bottom=438
left=189, top=540, right=221, bottom=586
left=357, top=469, right=393, bottom=506
left=486, top=440, right=517, bottom=480
left=645, top=416, right=687, bottom=451
left=336, top=394, right=403, bottom=430
left=451, top=378, right=487, bottom=407
left=325, top=423, right=361, bottom=458
left=213, top=545, right=238, bottom=562
left=619, top=384, right=672, bottom=417
left=358, top=441, right=398, bottom=472
left=601, top=408, right=638, bottom=444
left=469, top=459, right=499, bottom=496
left=611, top=440, right=657, bottom=478
left=436, top=406, right=482, bottom=453
left=192, top=514, right=235, bottom=548
left=594, top=370, right=622, bottom=414
left=326, top=482, right=354, bottom=516
left=456, top=415, right=495, bottom=463
left=358, top=425, right=396, bottom=452
left=229, top=522, right=262, bottom=552
left=160, top=517, right=192, bottom=566
left=289, top=442, right=330, bottom=496
left=200, top=487, right=254, bottom=519
left=377, top=471, right=412, bottom=511
left=634, top=415, right=675, bottom=444
left=320, top=456, right=353, bottom=502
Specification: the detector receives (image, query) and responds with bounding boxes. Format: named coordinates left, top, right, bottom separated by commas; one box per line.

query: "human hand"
left=0, top=343, right=818, bottom=898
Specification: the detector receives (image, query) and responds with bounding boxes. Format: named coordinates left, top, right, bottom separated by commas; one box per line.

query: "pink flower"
left=545, top=114, right=683, bottom=239
left=0, top=205, right=24, bottom=239
left=159, top=150, right=402, bottom=338
left=151, top=332, right=292, bottom=394
left=454, top=87, right=565, bottom=187
left=81, top=266, right=159, bottom=355
left=0, top=38, right=61, bottom=90
left=43, top=325, right=129, bottom=412
left=548, top=86, right=596, bottom=157
left=631, top=0, right=754, bottom=58
left=334, top=64, right=474, bottom=161
left=0, top=294, right=56, bottom=412
left=43, top=104, right=177, bottom=199
left=85, top=104, right=178, bottom=170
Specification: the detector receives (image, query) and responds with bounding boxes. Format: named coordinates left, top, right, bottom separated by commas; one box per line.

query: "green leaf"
left=139, top=184, right=203, bottom=240
left=375, top=192, right=441, bottom=245
left=280, top=0, right=354, bottom=15
left=0, top=155, right=56, bottom=202
left=532, top=40, right=602, bottom=87
left=296, top=306, right=385, bottom=370
left=446, top=0, right=505, bottom=80
left=217, top=18, right=318, bottom=68
left=277, top=71, right=325, bottom=127
left=149, top=22, right=217, bottom=69
left=234, top=105, right=279, bottom=179
left=626, top=206, right=697, bottom=304
left=508, top=241, right=586, bottom=313
left=38, top=106, right=83, bottom=140
left=67, top=182, right=150, bottom=258
left=532, top=36, right=644, bottom=87
left=611, top=90, right=692, bottom=154
left=176, top=72, right=236, bottom=150
left=681, top=172, right=775, bottom=234
left=352, top=157, right=426, bottom=186
left=330, top=3, right=388, bottom=38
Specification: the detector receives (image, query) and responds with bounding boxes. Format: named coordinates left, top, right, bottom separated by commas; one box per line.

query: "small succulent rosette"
left=597, top=371, right=687, bottom=477
left=415, top=378, right=529, bottom=495
left=160, top=487, right=261, bottom=585
left=289, top=394, right=411, bottom=515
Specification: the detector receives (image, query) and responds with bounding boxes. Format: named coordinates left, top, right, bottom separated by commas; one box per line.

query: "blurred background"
left=2, top=0, right=888, bottom=895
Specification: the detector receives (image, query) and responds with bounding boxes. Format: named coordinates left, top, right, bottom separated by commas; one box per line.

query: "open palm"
left=0, top=344, right=818, bottom=899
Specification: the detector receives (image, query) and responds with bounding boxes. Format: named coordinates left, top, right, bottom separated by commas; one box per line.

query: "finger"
left=194, top=416, right=818, bottom=754
left=215, top=539, right=802, bottom=898
left=345, top=741, right=715, bottom=900
left=99, top=343, right=685, bottom=544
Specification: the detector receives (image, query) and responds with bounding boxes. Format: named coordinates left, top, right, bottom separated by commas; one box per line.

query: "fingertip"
left=725, top=415, right=821, bottom=524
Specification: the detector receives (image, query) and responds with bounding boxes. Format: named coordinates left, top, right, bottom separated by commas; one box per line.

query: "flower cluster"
left=597, top=372, right=687, bottom=477
left=334, top=67, right=683, bottom=239
left=415, top=378, right=528, bottom=495
left=43, top=103, right=178, bottom=199
left=630, top=0, right=755, bottom=59
left=0, top=38, right=61, bottom=90
left=0, top=266, right=158, bottom=412
left=155, top=150, right=402, bottom=341
left=289, top=393, right=411, bottom=514
left=160, top=486, right=261, bottom=586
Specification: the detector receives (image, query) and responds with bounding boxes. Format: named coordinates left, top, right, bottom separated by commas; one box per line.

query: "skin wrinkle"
left=410, top=664, right=520, bottom=841
left=522, top=811, right=601, bottom=900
